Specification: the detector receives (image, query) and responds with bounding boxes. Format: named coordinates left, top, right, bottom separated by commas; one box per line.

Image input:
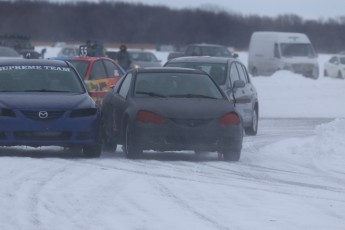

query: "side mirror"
left=233, top=53, right=239, bottom=58
left=233, top=80, right=245, bottom=89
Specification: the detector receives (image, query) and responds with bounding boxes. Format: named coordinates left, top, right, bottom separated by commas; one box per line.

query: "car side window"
left=229, top=63, right=240, bottom=85
left=104, top=60, right=122, bottom=78
left=329, top=56, right=336, bottom=64
left=118, top=73, right=132, bottom=98
left=236, top=63, right=249, bottom=83
left=90, top=60, right=107, bottom=80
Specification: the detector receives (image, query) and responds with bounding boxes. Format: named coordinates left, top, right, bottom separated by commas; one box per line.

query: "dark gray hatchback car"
left=164, top=56, right=259, bottom=135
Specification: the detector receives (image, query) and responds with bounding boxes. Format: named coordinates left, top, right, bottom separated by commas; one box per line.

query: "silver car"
left=324, top=54, right=345, bottom=79
left=165, top=56, right=259, bottom=135
left=128, top=50, right=161, bottom=68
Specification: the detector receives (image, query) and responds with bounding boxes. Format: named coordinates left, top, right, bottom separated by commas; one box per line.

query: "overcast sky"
left=55, top=0, right=345, bottom=20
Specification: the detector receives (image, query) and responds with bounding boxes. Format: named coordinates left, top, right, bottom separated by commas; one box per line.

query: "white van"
left=248, top=31, right=319, bottom=79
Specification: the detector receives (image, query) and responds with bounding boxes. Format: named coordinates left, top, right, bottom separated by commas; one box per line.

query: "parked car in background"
left=0, top=46, right=23, bottom=59
left=128, top=50, right=161, bottom=68
left=0, top=59, right=102, bottom=157
left=106, top=49, right=162, bottom=69
left=167, top=43, right=238, bottom=60
left=0, top=35, right=43, bottom=59
left=165, top=56, right=259, bottom=136
left=101, top=67, right=244, bottom=161
left=57, top=45, right=79, bottom=57
left=248, top=31, right=319, bottom=79
left=50, top=56, right=125, bottom=106
left=324, top=54, right=345, bottom=79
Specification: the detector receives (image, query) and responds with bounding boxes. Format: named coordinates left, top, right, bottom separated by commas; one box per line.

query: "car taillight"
left=136, top=111, right=165, bottom=124
left=220, top=113, right=240, bottom=126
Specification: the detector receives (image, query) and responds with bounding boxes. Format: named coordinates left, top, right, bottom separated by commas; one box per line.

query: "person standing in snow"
left=116, top=44, right=131, bottom=70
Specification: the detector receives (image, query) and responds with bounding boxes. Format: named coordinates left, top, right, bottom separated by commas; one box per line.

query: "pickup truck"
left=0, top=35, right=44, bottom=59
left=167, top=43, right=238, bottom=60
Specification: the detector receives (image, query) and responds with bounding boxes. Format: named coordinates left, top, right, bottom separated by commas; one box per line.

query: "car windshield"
left=0, top=65, right=85, bottom=93
left=0, top=47, right=21, bottom=57
left=68, top=60, right=89, bottom=79
left=165, top=62, right=226, bottom=85
left=134, top=72, right=224, bottom=99
left=280, top=43, right=316, bottom=57
left=202, top=46, right=232, bottom=57
left=129, top=52, right=158, bottom=62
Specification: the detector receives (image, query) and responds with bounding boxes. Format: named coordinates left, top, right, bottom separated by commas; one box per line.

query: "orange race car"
left=51, top=56, right=125, bottom=106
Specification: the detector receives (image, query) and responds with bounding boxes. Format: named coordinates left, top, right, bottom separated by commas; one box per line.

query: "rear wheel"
left=124, top=123, right=142, bottom=159
left=338, top=71, right=343, bottom=79
left=83, top=144, right=101, bottom=158
left=245, top=108, right=258, bottom=136
left=219, top=150, right=241, bottom=162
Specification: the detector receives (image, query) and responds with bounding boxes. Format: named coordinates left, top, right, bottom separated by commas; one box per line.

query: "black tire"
left=324, top=69, right=328, bottom=77
left=221, top=150, right=241, bottom=162
left=102, top=129, right=117, bottom=152
left=124, top=123, right=142, bottom=159
left=103, top=141, right=117, bottom=152
left=83, top=144, right=101, bottom=158
left=245, top=108, right=258, bottom=136
left=338, top=71, right=343, bottom=79
left=252, top=67, right=258, bottom=77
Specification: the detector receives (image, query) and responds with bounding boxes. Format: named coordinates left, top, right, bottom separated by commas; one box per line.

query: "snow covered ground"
left=0, top=47, right=343, bottom=230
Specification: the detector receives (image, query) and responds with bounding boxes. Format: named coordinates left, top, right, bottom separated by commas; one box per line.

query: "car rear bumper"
left=131, top=119, right=243, bottom=152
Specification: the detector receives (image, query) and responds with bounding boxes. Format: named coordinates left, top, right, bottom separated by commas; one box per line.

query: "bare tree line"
left=1, top=0, right=345, bottom=53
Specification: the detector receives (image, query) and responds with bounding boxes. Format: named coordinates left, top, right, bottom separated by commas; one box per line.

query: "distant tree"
left=0, top=0, right=345, bottom=52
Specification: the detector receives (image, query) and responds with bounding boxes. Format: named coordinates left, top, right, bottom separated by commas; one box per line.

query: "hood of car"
left=0, top=93, right=95, bottom=110
left=133, top=97, right=235, bottom=119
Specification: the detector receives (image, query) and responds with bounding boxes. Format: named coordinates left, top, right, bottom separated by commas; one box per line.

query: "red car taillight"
left=136, top=111, right=165, bottom=124
left=220, top=113, right=240, bottom=126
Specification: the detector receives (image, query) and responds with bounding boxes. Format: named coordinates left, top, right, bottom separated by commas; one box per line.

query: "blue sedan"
left=0, top=59, right=101, bottom=157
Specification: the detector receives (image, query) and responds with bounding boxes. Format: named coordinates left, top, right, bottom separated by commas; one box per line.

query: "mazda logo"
left=38, top=111, right=48, bottom=119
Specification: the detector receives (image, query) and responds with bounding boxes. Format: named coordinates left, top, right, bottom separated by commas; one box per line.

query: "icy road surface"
left=0, top=118, right=344, bottom=230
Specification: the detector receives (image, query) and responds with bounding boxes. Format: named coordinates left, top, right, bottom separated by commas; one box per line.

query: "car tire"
left=221, top=150, right=241, bottom=162
left=103, top=140, right=117, bottom=152
left=324, top=69, right=328, bottom=77
left=252, top=67, right=258, bottom=77
left=245, top=108, right=258, bottom=136
left=124, top=123, right=142, bottom=159
left=102, top=130, right=117, bottom=152
left=83, top=144, right=102, bottom=158
left=338, top=71, right=343, bottom=79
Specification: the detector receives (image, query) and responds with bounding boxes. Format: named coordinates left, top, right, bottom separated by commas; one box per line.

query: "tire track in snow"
left=154, top=181, right=233, bottom=230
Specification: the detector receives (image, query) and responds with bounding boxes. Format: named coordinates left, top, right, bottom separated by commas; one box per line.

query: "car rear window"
left=0, top=65, right=85, bottom=93
left=165, top=62, right=226, bottom=85
left=134, top=72, right=224, bottom=99
left=68, top=60, right=89, bottom=79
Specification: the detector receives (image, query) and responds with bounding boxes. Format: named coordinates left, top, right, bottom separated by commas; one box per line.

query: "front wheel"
left=124, top=123, right=142, bottom=159
left=252, top=67, right=258, bottom=77
left=324, top=69, right=328, bottom=77
left=245, top=109, right=258, bottom=136
left=338, top=71, right=344, bottom=79
left=83, top=144, right=102, bottom=158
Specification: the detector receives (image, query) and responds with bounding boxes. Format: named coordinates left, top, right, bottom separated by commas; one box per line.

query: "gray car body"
left=101, top=67, right=243, bottom=159
left=164, top=56, right=259, bottom=135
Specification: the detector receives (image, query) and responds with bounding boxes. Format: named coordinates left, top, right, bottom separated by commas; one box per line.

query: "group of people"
left=85, top=41, right=132, bottom=71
